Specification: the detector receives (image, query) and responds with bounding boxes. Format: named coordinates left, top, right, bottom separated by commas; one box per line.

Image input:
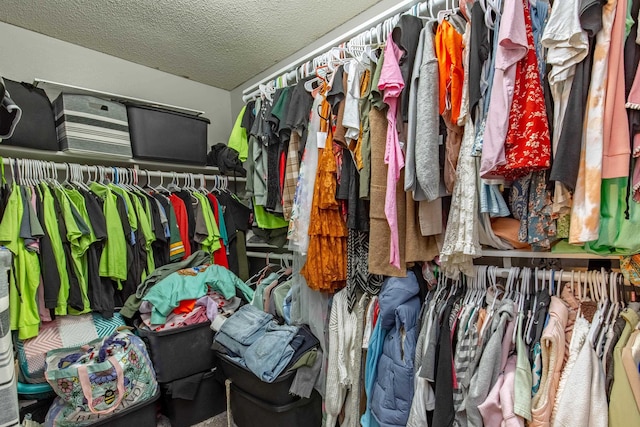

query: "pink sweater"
left=602, top=0, right=631, bottom=179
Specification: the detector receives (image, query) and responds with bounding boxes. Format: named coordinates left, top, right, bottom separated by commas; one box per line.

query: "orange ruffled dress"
left=301, top=96, right=348, bottom=293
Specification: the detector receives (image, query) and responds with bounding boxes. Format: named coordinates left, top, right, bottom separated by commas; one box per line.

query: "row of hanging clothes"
left=246, top=259, right=294, bottom=324
left=324, top=264, right=640, bottom=427
left=0, top=158, right=252, bottom=340
left=231, top=0, right=640, bottom=290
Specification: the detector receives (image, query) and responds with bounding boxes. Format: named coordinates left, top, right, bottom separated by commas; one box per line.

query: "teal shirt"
left=143, top=264, right=253, bottom=324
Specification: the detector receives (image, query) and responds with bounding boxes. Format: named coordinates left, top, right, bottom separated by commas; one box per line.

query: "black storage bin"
left=137, top=321, right=215, bottom=383
left=126, top=103, right=210, bottom=165
left=216, top=352, right=297, bottom=406
left=230, top=384, right=322, bottom=427
left=90, top=390, right=159, bottom=426
left=19, top=396, right=55, bottom=424
left=160, top=368, right=226, bottom=427
left=2, top=79, right=58, bottom=150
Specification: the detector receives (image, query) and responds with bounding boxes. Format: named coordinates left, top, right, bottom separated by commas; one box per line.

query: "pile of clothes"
left=121, top=251, right=253, bottom=331
left=213, top=304, right=320, bottom=395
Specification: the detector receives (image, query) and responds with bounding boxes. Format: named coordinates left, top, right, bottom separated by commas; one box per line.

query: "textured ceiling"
left=0, top=0, right=382, bottom=90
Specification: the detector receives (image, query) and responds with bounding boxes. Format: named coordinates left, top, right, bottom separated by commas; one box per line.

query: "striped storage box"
left=53, top=94, right=132, bottom=158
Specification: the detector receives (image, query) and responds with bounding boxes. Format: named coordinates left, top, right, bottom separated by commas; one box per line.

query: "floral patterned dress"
left=489, top=0, right=552, bottom=181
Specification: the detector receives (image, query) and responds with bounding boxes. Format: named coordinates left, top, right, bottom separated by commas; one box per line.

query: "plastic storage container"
left=216, top=352, right=297, bottom=406
left=126, top=103, right=210, bottom=165
left=230, top=384, right=322, bottom=427
left=53, top=93, right=132, bottom=158
left=160, top=368, right=226, bottom=427
left=90, top=390, right=159, bottom=426
left=137, top=321, right=215, bottom=383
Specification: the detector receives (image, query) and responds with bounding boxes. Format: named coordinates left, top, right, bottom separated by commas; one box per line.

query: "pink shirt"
left=378, top=38, right=405, bottom=269
left=602, top=0, right=630, bottom=179
left=480, top=0, right=528, bottom=178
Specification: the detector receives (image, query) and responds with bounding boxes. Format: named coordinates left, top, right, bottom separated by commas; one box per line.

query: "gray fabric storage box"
left=53, top=94, right=132, bottom=158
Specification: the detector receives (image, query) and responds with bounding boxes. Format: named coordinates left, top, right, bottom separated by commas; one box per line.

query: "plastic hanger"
left=596, top=270, right=615, bottom=357
left=140, top=169, right=153, bottom=192
left=480, top=266, right=503, bottom=340
left=587, top=271, right=605, bottom=348
left=304, top=62, right=330, bottom=93
left=154, top=171, right=170, bottom=193
left=22, top=159, right=30, bottom=186
left=20, top=159, right=27, bottom=186
left=74, top=164, right=91, bottom=192
left=478, top=266, right=488, bottom=307
left=9, top=158, right=16, bottom=186
left=464, top=266, right=477, bottom=305
left=23, top=159, right=31, bottom=186
left=511, top=267, right=525, bottom=343
left=59, top=162, right=72, bottom=188
left=197, top=174, right=209, bottom=194
left=524, top=268, right=540, bottom=344
left=555, top=269, right=564, bottom=298
left=122, top=168, right=133, bottom=190
left=575, top=271, right=585, bottom=320
left=128, top=169, right=146, bottom=194
left=34, top=160, right=42, bottom=186
left=34, top=160, right=44, bottom=186
left=20, top=159, right=28, bottom=186
left=437, top=0, right=453, bottom=22
left=259, top=81, right=275, bottom=101
left=484, top=0, right=503, bottom=29
left=166, top=172, right=181, bottom=193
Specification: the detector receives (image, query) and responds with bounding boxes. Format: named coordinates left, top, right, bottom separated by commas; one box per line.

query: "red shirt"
left=208, top=193, right=229, bottom=268
left=169, top=194, right=191, bottom=259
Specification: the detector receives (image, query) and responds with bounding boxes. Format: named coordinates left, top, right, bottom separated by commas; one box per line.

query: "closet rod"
left=1, top=157, right=238, bottom=184
left=241, top=0, right=455, bottom=102
left=488, top=267, right=632, bottom=286
left=246, top=251, right=294, bottom=261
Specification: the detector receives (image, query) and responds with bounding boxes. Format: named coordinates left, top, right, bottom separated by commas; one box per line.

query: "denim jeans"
left=215, top=305, right=300, bottom=383
left=245, top=322, right=299, bottom=383
left=215, top=305, right=272, bottom=356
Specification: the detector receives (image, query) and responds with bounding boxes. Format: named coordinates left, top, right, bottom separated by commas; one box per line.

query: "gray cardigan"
left=466, top=300, right=516, bottom=427
left=406, top=24, right=441, bottom=202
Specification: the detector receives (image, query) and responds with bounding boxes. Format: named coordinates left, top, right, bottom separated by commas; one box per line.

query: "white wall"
left=229, top=0, right=421, bottom=116
left=0, top=22, right=233, bottom=148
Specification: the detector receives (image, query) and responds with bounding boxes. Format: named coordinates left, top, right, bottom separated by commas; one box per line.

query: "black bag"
left=206, top=143, right=247, bottom=176
left=2, top=79, right=58, bottom=150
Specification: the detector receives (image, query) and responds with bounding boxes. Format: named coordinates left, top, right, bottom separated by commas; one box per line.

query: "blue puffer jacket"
left=371, top=272, right=422, bottom=427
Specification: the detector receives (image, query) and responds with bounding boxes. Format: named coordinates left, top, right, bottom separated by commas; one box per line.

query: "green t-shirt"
left=109, top=185, right=138, bottom=232
left=89, top=182, right=128, bottom=281
left=38, top=183, right=71, bottom=315
left=227, top=106, right=249, bottom=162
left=0, top=183, right=41, bottom=339
left=131, top=193, right=156, bottom=278
left=254, top=202, right=289, bottom=229
left=193, top=192, right=221, bottom=253
left=61, top=187, right=95, bottom=315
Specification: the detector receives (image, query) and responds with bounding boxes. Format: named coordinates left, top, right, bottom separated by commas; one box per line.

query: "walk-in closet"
left=1, top=0, right=639, bottom=426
